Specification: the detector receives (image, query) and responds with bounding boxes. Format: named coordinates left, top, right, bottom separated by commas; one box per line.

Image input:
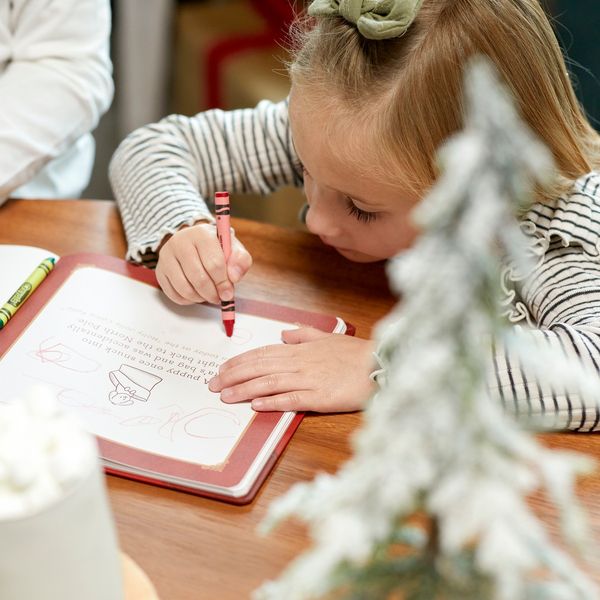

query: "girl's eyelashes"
left=301, top=167, right=378, bottom=224
left=345, top=197, right=378, bottom=224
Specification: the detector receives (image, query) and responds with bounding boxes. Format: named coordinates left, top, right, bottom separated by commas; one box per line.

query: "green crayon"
left=0, top=257, right=56, bottom=329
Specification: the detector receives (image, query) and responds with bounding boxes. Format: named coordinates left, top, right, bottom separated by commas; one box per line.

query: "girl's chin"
left=334, top=247, right=383, bottom=263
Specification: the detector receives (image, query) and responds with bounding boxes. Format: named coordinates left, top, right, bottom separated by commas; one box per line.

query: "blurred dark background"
left=544, top=0, right=600, bottom=129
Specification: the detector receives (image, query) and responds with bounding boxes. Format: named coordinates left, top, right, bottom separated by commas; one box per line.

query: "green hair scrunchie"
left=308, top=0, right=423, bottom=40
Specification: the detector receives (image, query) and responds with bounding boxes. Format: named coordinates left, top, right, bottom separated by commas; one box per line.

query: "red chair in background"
left=204, top=0, right=301, bottom=109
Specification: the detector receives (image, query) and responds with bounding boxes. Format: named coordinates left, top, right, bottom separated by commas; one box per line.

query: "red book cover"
left=0, top=252, right=353, bottom=504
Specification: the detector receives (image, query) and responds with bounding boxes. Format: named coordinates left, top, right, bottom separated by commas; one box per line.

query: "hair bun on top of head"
left=308, top=0, right=423, bottom=40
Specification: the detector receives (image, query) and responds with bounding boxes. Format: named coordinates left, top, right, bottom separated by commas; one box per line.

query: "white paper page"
left=0, top=245, right=59, bottom=303
left=0, top=266, right=290, bottom=467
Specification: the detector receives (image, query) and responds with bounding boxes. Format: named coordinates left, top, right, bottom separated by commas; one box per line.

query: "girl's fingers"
left=228, top=240, right=253, bottom=283
left=157, top=250, right=201, bottom=301
left=157, top=223, right=253, bottom=303
left=156, top=268, right=197, bottom=306
left=208, top=357, right=298, bottom=392
left=195, top=236, right=233, bottom=301
left=176, top=245, right=220, bottom=304
left=251, top=391, right=316, bottom=412
left=218, top=373, right=304, bottom=405
left=168, top=255, right=212, bottom=303
left=281, top=327, right=330, bottom=344
left=218, top=344, right=295, bottom=373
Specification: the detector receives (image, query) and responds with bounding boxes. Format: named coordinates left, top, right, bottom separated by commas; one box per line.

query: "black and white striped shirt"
left=109, top=99, right=600, bottom=431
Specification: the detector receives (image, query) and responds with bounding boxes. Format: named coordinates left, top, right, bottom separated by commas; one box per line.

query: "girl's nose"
left=304, top=192, right=342, bottom=238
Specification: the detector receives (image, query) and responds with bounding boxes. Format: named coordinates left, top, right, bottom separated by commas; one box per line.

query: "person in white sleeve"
left=0, top=0, right=113, bottom=203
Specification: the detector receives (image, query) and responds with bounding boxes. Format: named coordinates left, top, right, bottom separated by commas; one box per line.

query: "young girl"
left=110, top=0, right=600, bottom=431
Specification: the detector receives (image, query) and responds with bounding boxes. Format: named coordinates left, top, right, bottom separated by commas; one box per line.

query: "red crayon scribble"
left=30, top=337, right=100, bottom=373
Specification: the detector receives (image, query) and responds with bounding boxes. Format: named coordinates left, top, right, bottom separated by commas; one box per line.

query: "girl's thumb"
left=227, top=247, right=252, bottom=283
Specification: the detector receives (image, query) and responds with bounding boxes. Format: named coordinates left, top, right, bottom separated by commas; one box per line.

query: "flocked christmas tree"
left=255, top=59, right=599, bottom=600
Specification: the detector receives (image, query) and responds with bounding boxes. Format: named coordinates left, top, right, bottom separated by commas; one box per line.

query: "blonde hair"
left=289, top=0, right=600, bottom=202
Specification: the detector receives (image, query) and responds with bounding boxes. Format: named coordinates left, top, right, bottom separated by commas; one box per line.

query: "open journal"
left=0, top=245, right=351, bottom=504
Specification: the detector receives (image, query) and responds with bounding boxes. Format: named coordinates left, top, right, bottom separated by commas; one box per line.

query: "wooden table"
left=1, top=199, right=599, bottom=598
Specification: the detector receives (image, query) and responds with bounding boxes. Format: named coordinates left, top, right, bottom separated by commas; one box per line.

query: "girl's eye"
left=345, top=197, right=378, bottom=224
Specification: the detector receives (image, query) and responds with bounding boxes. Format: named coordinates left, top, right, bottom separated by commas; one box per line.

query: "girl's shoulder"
left=501, top=172, right=600, bottom=325
left=520, top=171, right=600, bottom=258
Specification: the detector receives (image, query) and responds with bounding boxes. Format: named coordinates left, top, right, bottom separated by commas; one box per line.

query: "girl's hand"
left=208, top=327, right=376, bottom=413
left=156, top=223, right=252, bottom=305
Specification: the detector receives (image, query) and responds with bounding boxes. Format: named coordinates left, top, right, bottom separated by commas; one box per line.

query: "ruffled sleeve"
left=491, top=171, right=600, bottom=431
left=522, top=172, right=600, bottom=257
left=500, top=172, right=600, bottom=325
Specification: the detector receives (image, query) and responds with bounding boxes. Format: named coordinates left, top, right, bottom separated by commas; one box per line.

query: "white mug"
left=0, top=460, right=123, bottom=600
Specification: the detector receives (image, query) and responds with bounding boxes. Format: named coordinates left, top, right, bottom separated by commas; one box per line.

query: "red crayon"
left=215, top=191, right=235, bottom=337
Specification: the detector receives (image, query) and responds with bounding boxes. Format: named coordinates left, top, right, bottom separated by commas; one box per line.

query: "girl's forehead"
left=290, top=88, right=389, bottom=179
left=290, top=85, right=332, bottom=132
left=291, top=104, right=410, bottom=205
left=290, top=87, right=365, bottom=154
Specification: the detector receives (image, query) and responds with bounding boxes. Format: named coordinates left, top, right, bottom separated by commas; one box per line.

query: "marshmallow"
left=0, top=386, right=97, bottom=520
